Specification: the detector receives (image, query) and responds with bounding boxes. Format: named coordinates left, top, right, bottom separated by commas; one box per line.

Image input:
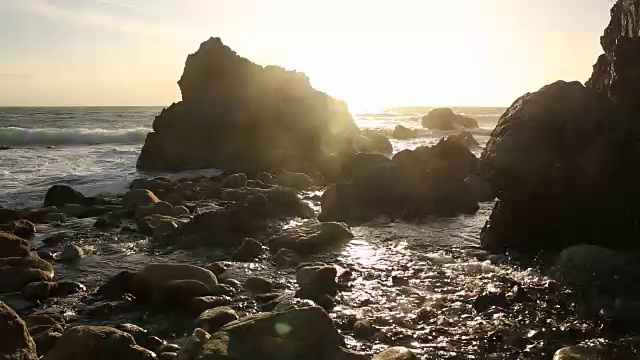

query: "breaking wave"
left=0, top=127, right=150, bottom=146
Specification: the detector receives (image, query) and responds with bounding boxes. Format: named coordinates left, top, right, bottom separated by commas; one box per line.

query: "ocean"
left=0, top=106, right=503, bottom=209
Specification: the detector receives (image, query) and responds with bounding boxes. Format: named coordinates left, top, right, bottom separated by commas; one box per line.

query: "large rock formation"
left=479, top=0, right=640, bottom=253
left=421, top=108, right=479, bottom=130
left=137, top=37, right=360, bottom=176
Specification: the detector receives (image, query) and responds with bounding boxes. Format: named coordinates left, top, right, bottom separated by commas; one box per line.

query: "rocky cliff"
left=137, top=38, right=360, bottom=176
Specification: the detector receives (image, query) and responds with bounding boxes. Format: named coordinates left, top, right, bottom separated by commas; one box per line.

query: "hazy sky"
left=0, top=0, right=612, bottom=108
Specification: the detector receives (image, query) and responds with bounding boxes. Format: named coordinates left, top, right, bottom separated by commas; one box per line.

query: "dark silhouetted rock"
left=269, top=221, right=353, bottom=255
left=392, top=125, right=419, bottom=139
left=321, top=137, right=479, bottom=223
left=130, top=263, right=217, bottom=302
left=421, top=108, right=479, bottom=130
left=0, top=301, right=38, bottom=360
left=44, top=185, right=87, bottom=207
left=137, top=37, right=359, bottom=176
left=478, top=81, right=640, bottom=253
left=11, top=220, right=36, bottom=239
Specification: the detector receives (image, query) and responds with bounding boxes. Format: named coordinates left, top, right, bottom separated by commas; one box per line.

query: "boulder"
left=392, top=125, right=419, bottom=139
left=0, top=301, right=38, bottom=360
left=478, top=81, right=640, bottom=252
left=137, top=214, right=184, bottom=237
left=221, top=173, right=247, bottom=189
left=137, top=37, right=359, bottom=177
left=448, top=131, right=479, bottom=148
left=134, top=201, right=175, bottom=220
left=194, top=306, right=239, bottom=333
left=372, top=347, right=418, bottom=360
left=355, top=131, right=393, bottom=154
left=231, top=238, right=264, bottom=261
left=42, top=326, right=155, bottom=360
left=244, top=276, right=273, bottom=295
left=121, top=189, right=161, bottom=207
left=11, top=220, right=36, bottom=239
left=152, top=279, right=212, bottom=309
left=321, top=137, right=479, bottom=223
left=189, top=296, right=232, bottom=316
left=0, top=232, right=30, bottom=258
left=0, top=255, right=54, bottom=276
left=131, top=263, right=218, bottom=301
left=421, top=108, right=479, bottom=130
left=44, top=213, right=66, bottom=223
left=296, top=264, right=338, bottom=300
left=97, top=270, right=135, bottom=300
left=33, top=331, right=62, bottom=357
left=184, top=306, right=345, bottom=360
left=43, top=185, right=87, bottom=207
left=59, top=244, right=84, bottom=262
left=276, top=171, right=314, bottom=190
left=269, top=222, right=353, bottom=255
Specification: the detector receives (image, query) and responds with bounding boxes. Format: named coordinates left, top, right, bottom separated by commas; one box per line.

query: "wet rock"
left=0, top=267, right=53, bottom=293
left=158, top=352, right=177, bottom=360
left=121, top=189, right=161, bottom=207
left=177, top=328, right=211, bottom=360
left=172, top=205, right=190, bottom=217
left=131, top=263, right=218, bottom=301
left=135, top=201, right=175, bottom=220
left=0, top=207, right=19, bottom=223
left=332, top=348, right=369, bottom=360
left=270, top=221, right=353, bottom=255
left=552, top=342, right=639, bottom=360
left=44, top=185, right=87, bottom=207
left=24, top=314, right=63, bottom=329
left=271, top=294, right=317, bottom=312
left=231, top=238, right=264, bottom=261
left=314, top=293, right=336, bottom=311
left=0, top=231, right=30, bottom=258
left=473, top=291, right=509, bottom=313
left=257, top=172, right=276, bottom=185
left=85, top=301, right=135, bottom=318
left=137, top=37, right=358, bottom=176
left=158, top=343, right=180, bottom=353
left=550, top=245, right=640, bottom=299
left=59, top=244, right=84, bottom=262
left=137, top=214, right=182, bottom=237
left=23, top=281, right=56, bottom=300
left=33, top=331, right=62, bottom=357
left=353, top=320, right=374, bottom=340
left=272, top=248, right=299, bottom=267
left=464, top=174, right=494, bottom=202
left=448, top=131, right=479, bottom=148
left=29, top=324, right=63, bottom=336
left=276, top=171, right=313, bottom=190
left=11, top=220, right=36, bottom=239
left=219, top=278, right=241, bottom=289
left=130, top=177, right=175, bottom=194
left=187, top=306, right=344, bottom=360
left=392, top=125, right=419, bottom=139
left=58, top=204, right=86, bottom=217
left=152, top=279, right=212, bottom=310
left=189, top=296, right=232, bottom=315
left=203, top=262, right=227, bottom=276
left=321, top=137, right=479, bottom=223
left=44, top=213, right=66, bottom=223
left=140, top=335, right=166, bottom=353
left=52, top=280, right=86, bottom=297
left=210, top=284, right=235, bottom=297
left=244, top=276, right=273, bottom=295
left=0, top=301, right=38, bottom=360
left=0, top=255, right=54, bottom=275
left=42, top=326, right=155, bottom=360
left=372, top=346, right=418, bottom=360
left=221, top=173, right=247, bottom=189
left=421, top=108, right=478, bottom=130
left=0, top=292, right=36, bottom=311
left=94, top=215, right=122, bottom=230
left=194, top=306, right=239, bottom=333
left=296, top=264, right=338, bottom=299
left=97, top=270, right=135, bottom=300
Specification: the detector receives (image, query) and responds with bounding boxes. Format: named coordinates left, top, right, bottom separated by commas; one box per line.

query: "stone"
left=210, top=284, right=235, bottom=297
left=44, top=213, right=66, bottom=223
left=321, top=137, right=479, bottom=223
left=0, top=301, right=38, bottom=360
left=137, top=214, right=184, bottom=237
left=189, top=306, right=344, bottom=360
left=172, top=205, right=190, bottom=217
left=221, top=173, right=247, bottom=189
left=177, top=328, right=211, bottom=360
left=97, top=270, right=135, bottom=300
left=131, top=263, right=218, bottom=301
left=11, top=220, right=36, bottom=239
left=23, top=281, right=56, bottom=300
left=33, top=331, right=62, bottom=357
left=0, top=267, right=53, bottom=293
left=23, top=314, right=63, bottom=329
left=464, top=174, right=494, bottom=202
left=269, top=221, right=354, bottom=255
left=478, top=81, right=636, bottom=253
left=272, top=248, right=299, bottom=267
left=372, top=347, right=418, bottom=360
left=421, top=108, right=478, bottom=130
left=244, top=276, right=273, bottom=295
left=0, top=255, right=54, bottom=276
left=0, top=231, right=30, bottom=258
left=152, top=279, right=212, bottom=310
left=231, top=238, right=264, bottom=261
left=158, top=352, right=177, bottom=360
left=276, top=171, right=314, bottom=190
left=135, top=201, right=174, bottom=220
left=189, top=296, right=232, bottom=315
left=42, top=326, right=155, bottom=360
left=353, top=320, right=374, bottom=340
left=194, top=306, right=239, bottom=333
left=392, top=125, right=419, bottom=139
left=59, top=244, right=84, bottom=262
left=448, top=131, right=479, bottom=148
left=58, top=204, right=86, bottom=217
left=296, top=264, right=338, bottom=298
left=121, top=189, right=161, bottom=207
left=553, top=342, right=639, bottom=360
left=203, top=262, right=227, bottom=276
left=355, top=130, right=393, bottom=154
left=137, top=37, right=359, bottom=176
left=85, top=301, right=135, bottom=319
left=51, top=280, right=86, bottom=297
left=44, top=185, right=86, bottom=207
left=158, top=344, right=180, bottom=353
left=139, top=335, right=166, bottom=353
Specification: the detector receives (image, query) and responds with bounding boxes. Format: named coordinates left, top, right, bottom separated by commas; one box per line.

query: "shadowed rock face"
left=138, top=37, right=359, bottom=175
left=587, top=0, right=640, bottom=113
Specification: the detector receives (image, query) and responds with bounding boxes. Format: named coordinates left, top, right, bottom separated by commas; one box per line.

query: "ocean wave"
left=0, top=127, right=150, bottom=146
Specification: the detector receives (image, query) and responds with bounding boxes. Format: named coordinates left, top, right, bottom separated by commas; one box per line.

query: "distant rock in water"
left=421, top=108, right=479, bottom=130
left=137, top=37, right=360, bottom=176
left=392, top=125, right=419, bottom=139
left=479, top=0, right=640, bottom=254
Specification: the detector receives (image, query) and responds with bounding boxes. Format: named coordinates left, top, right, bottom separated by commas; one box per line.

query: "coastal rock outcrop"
left=321, top=136, right=480, bottom=223
left=0, top=301, right=38, bottom=360
left=421, top=108, right=479, bottom=130
left=137, top=37, right=360, bottom=176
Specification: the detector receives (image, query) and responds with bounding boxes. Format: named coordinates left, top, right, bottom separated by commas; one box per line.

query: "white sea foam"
left=0, top=127, right=150, bottom=146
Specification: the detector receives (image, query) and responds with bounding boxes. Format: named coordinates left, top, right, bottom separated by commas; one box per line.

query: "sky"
left=0, top=0, right=613, bottom=109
